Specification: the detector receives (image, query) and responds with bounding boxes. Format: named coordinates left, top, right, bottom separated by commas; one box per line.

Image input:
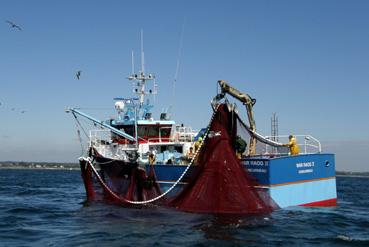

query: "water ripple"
left=0, top=169, right=368, bottom=246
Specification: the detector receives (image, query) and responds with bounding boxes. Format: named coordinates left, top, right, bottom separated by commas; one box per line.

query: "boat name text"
left=296, top=162, right=314, bottom=168
left=244, top=160, right=268, bottom=166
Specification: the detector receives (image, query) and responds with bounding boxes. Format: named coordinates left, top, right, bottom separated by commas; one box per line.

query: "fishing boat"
left=66, top=46, right=337, bottom=213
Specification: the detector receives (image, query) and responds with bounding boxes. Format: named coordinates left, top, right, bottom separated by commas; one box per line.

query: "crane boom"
left=214, top=80, right=257, bottom=155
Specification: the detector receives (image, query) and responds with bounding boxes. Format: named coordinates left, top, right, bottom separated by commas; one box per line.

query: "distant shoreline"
left=1, top=162, right=368, bottom=177
left=336, top=171, right=369, bottom=178
left=0, top=161, right=79, bottom=171
left=0, top=166, right=80, bottom=171
left=336, top=174, right=369, bottom=178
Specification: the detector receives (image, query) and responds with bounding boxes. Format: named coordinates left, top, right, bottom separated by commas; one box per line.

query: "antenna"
left=127, top=30, right=157, bottom=106
left=141, top=30, right=145, bottom=75
left=271, top=112, right=278, bottom=141
left=271, top=113, right=279, bottom=153
left=173, top=21, right=185, bottom=88
left=131, top=50, right=135, bottom=75
left=170, top=19, right=186, bottom=117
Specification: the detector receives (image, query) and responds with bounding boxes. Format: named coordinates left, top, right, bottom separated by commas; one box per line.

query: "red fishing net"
left=80, top=158, right=162, bottom=205
left=124, top=165, right=162, bottom=203
left=170, top=104, right=274, bottom=214
left=81, top=103, right=274, bottom=214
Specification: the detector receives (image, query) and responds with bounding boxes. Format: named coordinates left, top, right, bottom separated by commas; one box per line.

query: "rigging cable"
left=171, top=19, right=186, bottom=117
left=72, top=113, right=90, bottom=155
left=72, top=113, right=89, bottom=139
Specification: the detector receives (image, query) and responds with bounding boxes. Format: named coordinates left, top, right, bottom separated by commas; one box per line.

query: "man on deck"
left=284, top=135, right=300, bottom=155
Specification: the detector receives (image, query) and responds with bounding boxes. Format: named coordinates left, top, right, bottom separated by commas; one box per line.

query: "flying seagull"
left=21, top=110, right=26, bottom=114
left=76, top=70, right=82, bottom=80
left=6, top=20, right=22, bottom=31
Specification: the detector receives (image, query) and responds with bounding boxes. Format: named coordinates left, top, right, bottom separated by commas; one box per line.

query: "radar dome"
left=115, top=101, right=125, bottom=112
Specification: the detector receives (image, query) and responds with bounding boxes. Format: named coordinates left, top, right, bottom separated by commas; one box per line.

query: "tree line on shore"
left=0, top=161, right=79, bottom=170
left=0, top=161, right=368, bottom=176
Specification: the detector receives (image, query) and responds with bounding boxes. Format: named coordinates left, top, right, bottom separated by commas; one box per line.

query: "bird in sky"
left=21, top=110, right=26, bottom=114
left=76, top=70, right=82, bottom=80
left=5, top=20, right=22, bottom=31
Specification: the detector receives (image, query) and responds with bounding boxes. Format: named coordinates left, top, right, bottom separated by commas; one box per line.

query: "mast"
left=271, top=112, right=278, bottom=142
left=131, top=50, right=135, bottom=75
left=271, top=112, right=279, bottom=154
left=141, top=30, right=145, bottom=75
left=128, top=30, right=157, bottom=106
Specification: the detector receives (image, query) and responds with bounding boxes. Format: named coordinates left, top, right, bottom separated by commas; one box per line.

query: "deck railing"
left=89, top=126, right=197, bottom=147
left=89, top=129, right=137, bottom=159
left=89, top=129, right=111, bottom=147
left=264, top=134, right=321, bottom=155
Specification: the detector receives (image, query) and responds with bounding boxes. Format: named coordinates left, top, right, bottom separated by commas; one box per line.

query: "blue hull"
left=147, top=153, right=337, bottom=208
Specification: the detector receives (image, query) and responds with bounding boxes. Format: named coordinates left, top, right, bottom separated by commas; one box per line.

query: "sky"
left=1, top=0, right=369, bottom=171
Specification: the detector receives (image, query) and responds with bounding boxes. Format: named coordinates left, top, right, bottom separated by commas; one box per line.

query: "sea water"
left=0, top=168, right=368, bottom=246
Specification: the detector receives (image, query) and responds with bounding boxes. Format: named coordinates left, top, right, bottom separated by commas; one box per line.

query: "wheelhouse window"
left=160, top=127, right=171, bottom=137
left=114, top=124, right=172, bottom=141
left=138, top=126, right=159, bottom=137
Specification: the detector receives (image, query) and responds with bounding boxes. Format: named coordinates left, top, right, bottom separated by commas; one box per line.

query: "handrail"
left=67, top=108, right=136, bottom=141
left=264, top=134, right=322, bottom=154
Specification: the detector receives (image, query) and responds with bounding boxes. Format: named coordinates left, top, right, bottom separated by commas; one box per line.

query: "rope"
left=236, top=114, right=284, bottom=147
left=81, top=157, right=131, bottom=204
left=95, top=159, right=116, bottom=165
left=80, top=104, right=220, bottom=205
left=73, top=113, right=86, bottom=155
left=76, top=129, right=84, bottom=156
left=72, top=113, right=89, bottom=139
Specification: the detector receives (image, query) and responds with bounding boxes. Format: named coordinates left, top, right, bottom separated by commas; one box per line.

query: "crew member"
left=233, top=135, right=247, bottom=159
left=284, top=135, right=300, bottom=155
left=187, top=147, right=194, bottom=158
left=148, top=153, right=156, bottom=165
left=194, top=137, right=203, bottom=152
